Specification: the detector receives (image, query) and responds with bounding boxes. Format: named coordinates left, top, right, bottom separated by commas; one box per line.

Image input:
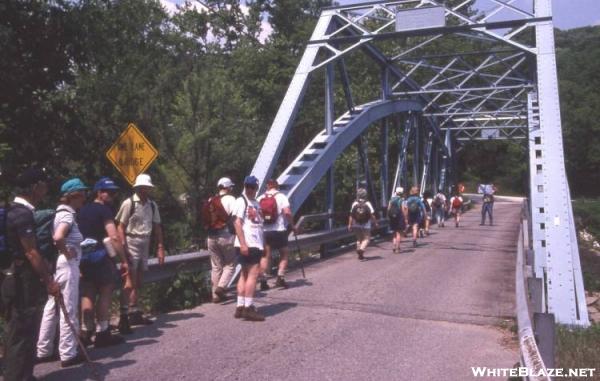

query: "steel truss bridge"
left=251, top=0, right=588, bottom=326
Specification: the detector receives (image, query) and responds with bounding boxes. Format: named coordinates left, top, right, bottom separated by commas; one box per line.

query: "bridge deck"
left=36, top=201, right=521, bottom=381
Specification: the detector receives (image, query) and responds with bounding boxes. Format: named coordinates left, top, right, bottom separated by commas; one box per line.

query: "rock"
left=587, top=296, right=599, bottom=306
left=588, top=306, right=599, bottom=314
left=590, top=312, right=600, bottom=323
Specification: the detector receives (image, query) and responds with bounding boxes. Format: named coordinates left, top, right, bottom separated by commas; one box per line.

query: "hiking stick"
left=292, top=231, right=306, bottom=279
left=57, top=293, right=100, bottom=379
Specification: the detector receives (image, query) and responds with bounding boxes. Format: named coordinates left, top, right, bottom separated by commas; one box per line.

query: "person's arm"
left=105, top=220, right=128, bottom=275
left=282, top=206, right=297, bottom=234
left=347, top=213, right=353, bottom=231
left=234, top=216, right=248, bottom=256
left=153, top=222, right=165, bottom=265
left=20, top=235, right=59, bottom=296
left=53, top=222, right=77, bottom=259
left=369, top=203, right=378, bottom=228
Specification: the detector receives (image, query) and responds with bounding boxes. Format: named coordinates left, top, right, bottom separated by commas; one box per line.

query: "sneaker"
left=357, top=249, right=364, bottom=260
left=455, top=222, right=459, bottom=228
left=79, top=330, right=94, bottom=346
left=129, top=311, right=154, bottom=326
left=413, top=240, right=417, bottom=248
left=234, top=306, right=244, bottom=319
left=274, top=276, right=288, bottom=289
left=118, top=314, right=133, bottom=335
left=393, top=248, right=397, bottom=254
left=60, top=352, right=85, bottom=368
left=214, top=286, right=227, bottom=300
left=95, top=329, right=125, bottom=348
left=259, top=279, right=270, bottom=291
left=36, top=353, right=59, bottom=364
left=441, top=222, right=445, bottom=228
left=242, top=305, right=265, bottom=322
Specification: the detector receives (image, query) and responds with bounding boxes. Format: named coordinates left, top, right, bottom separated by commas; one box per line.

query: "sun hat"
left=133, top=174, right=154, bottom=188
left=60, top=178, right=89, bottom=195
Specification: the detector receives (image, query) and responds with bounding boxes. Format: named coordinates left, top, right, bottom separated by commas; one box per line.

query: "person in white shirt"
left=257, top=179, right=297, bottom=290
left=205, top=177, right=237, bottom=303
left=232, top=176, right=265, bottom=322
left=347, top=188, right=378, bottom=260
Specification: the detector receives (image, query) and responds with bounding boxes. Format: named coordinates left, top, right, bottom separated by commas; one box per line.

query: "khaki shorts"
left=126, top=236, right=151, bottom=272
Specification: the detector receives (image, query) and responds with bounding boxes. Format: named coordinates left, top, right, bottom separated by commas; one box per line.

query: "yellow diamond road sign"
left=106, top=123, right=158, bottom=185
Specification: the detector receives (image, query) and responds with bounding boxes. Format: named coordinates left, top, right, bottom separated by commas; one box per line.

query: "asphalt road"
left=35, top=200, right=520, bottom=381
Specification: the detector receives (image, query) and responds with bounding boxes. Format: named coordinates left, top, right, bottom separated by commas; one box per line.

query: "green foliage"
left=573, top=199, right=600, bottom=239
left=143, top=266, right=212, bottom=313
left=556, top=324, right=600, bottom=378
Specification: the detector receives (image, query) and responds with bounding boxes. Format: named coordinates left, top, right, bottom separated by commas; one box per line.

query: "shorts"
left=80, top=255, right=119, bottom=288
left=236, top=247, right=264, bottom=266
left=408, top=212, right=422, bottom=226
left=451, top=208, right=461, bottom=215
left=126, top=236, right=151, bottom=272
left=264, top=230, right=289, bottom=250
left=389, top=216, right=406, bottom=232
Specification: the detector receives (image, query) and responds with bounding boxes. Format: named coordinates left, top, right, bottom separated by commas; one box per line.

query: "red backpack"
left=451, top=197, right=463, bottom=209
left=259, top=193, right=279, bottom=225
left=201, top=195, right=230, bottom=232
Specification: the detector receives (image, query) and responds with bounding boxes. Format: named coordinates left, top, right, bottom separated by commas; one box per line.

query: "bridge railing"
left=516, top=199, right=552, bottom=381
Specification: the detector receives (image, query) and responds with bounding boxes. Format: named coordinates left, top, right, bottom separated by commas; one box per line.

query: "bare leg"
left=277, top=247, right=289, bottom=277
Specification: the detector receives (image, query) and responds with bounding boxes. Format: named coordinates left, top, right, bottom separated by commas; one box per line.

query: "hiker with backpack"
left=2, top=168, right=60, bottom=381
left=480, top=184, right=497, bottom=226
left=116, top=173, right=164, bottom=328
left=233, top=175, right=265, bottom=321
left=258, top=179, right=297, bottom=290
left=404, top=186, right=426, bottom=248
left=432, top=191, right=448, bottom=228
left=202, top=177, right=237, bottom=303
left=387, top=187, right=406, bottom=253
left=37, top=178, right=89, bottom=368
left=449, top=192, right=464, bottom=228
left=77, top=177, right=128, bottom=345
left=420, top=191, right=433, bottom=237
left=348, top=188, right=378, bottom=260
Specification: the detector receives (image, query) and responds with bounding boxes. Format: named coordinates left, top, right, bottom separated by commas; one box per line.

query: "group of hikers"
left=0, top=165, right=497, bottom=380
left=1, top=169, right=163, bottom=380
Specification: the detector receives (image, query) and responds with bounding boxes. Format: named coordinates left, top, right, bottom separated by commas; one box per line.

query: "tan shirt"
left=116, top=193, right=161, bottom=237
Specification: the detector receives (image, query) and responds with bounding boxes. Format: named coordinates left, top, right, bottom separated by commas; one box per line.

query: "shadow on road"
left=260, top=302, right=298, bottom=317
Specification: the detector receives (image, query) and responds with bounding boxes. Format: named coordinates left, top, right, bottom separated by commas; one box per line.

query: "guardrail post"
left=533, top=312, right=556, bottom=369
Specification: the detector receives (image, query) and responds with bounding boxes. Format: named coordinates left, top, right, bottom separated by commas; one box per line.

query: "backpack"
left=0, top=207, right=10, bottom=269
left=201, top=194, right=232, bottom=233
left=483, top=194, right=493, bottom=204
left=432, top=194, right=444, bottom=208
left=388, top=197, right=402, bottom=220
left=351, top=200, right=372, bottom=224
left=34, top=208, right=73, bottom=267
left=259, top=193, right=279, bottom=225
left=128, top=196, right=156, bottom=219
left=407, top=197, right=420, bottom=214
left=452, top=197, right=463, bottom=209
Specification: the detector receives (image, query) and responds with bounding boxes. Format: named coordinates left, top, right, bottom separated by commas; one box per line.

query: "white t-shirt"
left=350, top=200, right=375, bottom=229
left=233, top=194, right=264, bottom=250
left=54, top=204, right=83, bottom=261
left=257, top=189, right=291, bottom=232
left=219, top=192, right=236, bottom=215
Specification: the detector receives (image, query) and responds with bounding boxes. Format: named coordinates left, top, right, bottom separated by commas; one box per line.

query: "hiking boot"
left=357, top=249, right=364, bottom=260
left=79, top=329, right=94, bottom=346
left=36, top=353, right=59, bottom=364
left=60, top=352, right=85, bottom=368
left=392, top=248, right=397, bottom=254
left=274, top=276, right=288, bottom=289
left=242, top=305, right=265, bottom=322
left=234, top=306, right=244, bottom=319
left=455, top=222, right=459, bottom=228
left=95, top=329, right=125, bottom=348
left=118, top=314, right=133, bottom=335
left=212, top=295, right=224, bottom=303
left=413, top=240, right=417, bottom=248
left=129, top=311, right=154, bottom=326
left=259, top=279, right=270, bottom=291
left=214, top=286, right=227, bottom=300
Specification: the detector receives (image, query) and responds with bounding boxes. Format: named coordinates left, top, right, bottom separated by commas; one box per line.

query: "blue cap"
left=244, top=175, right=259, bottom=186
left=60, top=178, right=89, bottom=195
left=93, top=177, right=120, bottom=192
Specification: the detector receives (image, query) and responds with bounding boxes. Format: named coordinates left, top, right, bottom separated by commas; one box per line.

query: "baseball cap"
left=266, top=179, right=279, bottom=189
left=93, top=177, right=120, bottom=192
left=243, top=175, right=259, bottom=187
left=133, top=174, right=154, bottom=188
left=357, top=188, right=368, bottom=199
left=60, top=178, right=89, bottom=195
left=395, top=186, right=404, bottom=194
left=217, top=177, right=235, bottom=188
left=16, top=167, right=48, bottom=188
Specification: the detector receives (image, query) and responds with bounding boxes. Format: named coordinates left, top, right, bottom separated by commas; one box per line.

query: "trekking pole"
left=292, top=231, right=306, bottom=279
left=57, top=293, right=100, bottom=380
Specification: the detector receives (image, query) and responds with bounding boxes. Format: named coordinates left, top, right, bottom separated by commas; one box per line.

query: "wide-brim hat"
left=61, top=178, right=89, bottom=195
left=133, top=174, right=154, bottom=188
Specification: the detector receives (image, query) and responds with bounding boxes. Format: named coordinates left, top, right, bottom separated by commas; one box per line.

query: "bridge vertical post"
left=380, top=67, right=390, bottom=209
left=413, top=113, right=420, bottom=188
left=420, top=132, right=433, bottom=195
left=393, top=114, right=412, bottom=192
left=325, top=63, right=335, bottom=230
left=440, top=128, right=451, bottom=193
left=338, top=59, right=355, bottom=112
left=533, top=0, right=589, bottom=326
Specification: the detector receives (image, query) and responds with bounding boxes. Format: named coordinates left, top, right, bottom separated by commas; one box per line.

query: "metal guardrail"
left=144, top=213, right=389, bottom=284
left=516, top=200, right=551, bottom=381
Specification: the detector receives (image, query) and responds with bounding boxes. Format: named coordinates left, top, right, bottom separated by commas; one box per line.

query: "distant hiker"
left=420, top=190, right=433, bottom=237
left=387, top=187, right=406, bottom=254
left=233, top=176, right=265, bottom=321
left=258, top=179, right=297, bottom=290
left=116, top=174, right=164, bottom=329
left=449, top=192, right=464, bottom=228
left=348, top=188, right=378, bottom=260
left=403, top=186, right=426, bottom=248
left=480, top=184, right=497, bottom=226
left=3, top=168, right=59, bottom=381
left=432, top=190, right=448, bottom=228
left=77, top=177, right=128, bottom=344
left=37, top=178, right=88, bottom=368
left=202, top=177, right=237, bottom=303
